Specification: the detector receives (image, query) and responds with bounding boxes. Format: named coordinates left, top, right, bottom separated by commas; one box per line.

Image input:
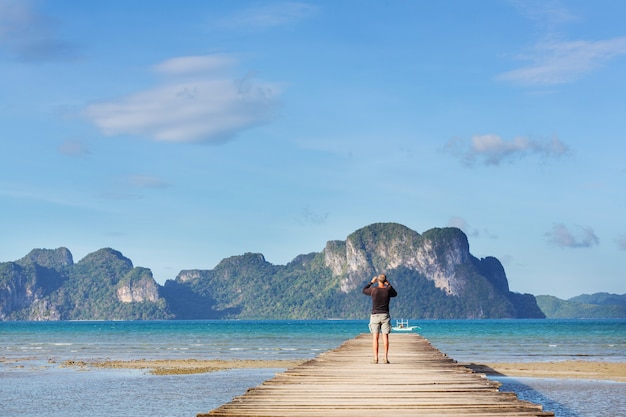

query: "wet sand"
left=61, top=359, right=306, bottom=375
left=465, top=360, right=626, bottom=382
left=61, top=358, right=626, bottom=381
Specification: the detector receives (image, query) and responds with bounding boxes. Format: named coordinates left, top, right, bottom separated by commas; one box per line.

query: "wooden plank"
left=197, top=333, right=554, bottom=417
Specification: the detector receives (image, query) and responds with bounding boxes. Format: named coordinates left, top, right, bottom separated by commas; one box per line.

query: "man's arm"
left=362, top=277, right=377, bottom=294
left=388, top=283, right=398, bottom=297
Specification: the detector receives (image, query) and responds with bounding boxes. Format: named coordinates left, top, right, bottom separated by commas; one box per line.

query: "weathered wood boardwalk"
left=198, top=333, right=553, bottom=417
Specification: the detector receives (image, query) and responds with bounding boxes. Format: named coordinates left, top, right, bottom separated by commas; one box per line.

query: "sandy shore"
left=61, top=359, right=306, bottom=375
left=60, top=358, right=626, bottom=382
left=464, top=361, right=626, bottom=383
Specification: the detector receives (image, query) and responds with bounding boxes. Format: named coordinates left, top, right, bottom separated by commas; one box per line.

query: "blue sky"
left=1, top=0, right=624, bottom=299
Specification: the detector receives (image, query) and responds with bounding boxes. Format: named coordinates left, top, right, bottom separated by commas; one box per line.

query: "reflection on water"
left=494, top=376, right=626, bottom=417
left=2, top=366, right=281, bottom=417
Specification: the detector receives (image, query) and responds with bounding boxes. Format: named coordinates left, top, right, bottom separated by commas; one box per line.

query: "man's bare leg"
left=382, top=333, right=390, bottom=363
left=372, top=332, right=379, bottom=363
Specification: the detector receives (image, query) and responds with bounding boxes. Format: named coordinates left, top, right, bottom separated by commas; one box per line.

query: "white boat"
left=392, top=319, right=419, bottom=331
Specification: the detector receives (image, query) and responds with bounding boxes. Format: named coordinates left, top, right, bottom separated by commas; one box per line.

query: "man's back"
left=363, top=284, right=397, bottom=314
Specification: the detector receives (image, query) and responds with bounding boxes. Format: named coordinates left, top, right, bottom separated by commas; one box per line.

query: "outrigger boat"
left=392, top=319, right=419, bottom=331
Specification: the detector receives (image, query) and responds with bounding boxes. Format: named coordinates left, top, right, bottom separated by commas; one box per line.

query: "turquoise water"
left=1, top=319, right=624, bottom=416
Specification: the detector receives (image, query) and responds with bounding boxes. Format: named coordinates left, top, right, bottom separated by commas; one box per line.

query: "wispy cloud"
left=545, top=223, right=599, bottom=248
left=153, top=55, right=237, bottom=75
left=498, top=37, right=626, bottom=86
left=448, top=216, right=498, bottom=239
left=127, top=175, right=171, bottom=189
left=216, top=2, right=318, bottom=30
left=84, top=55, right=281, bottom=144
left=510, top=0, right=578, bottom=32
left=301, top=206, right=329, bottom=225
left=500, top=2, right=626, bottom=86
left=0, top=0, right=80, bottom=62
left=616, top=234, right=626, bottom=251
left=58, top=139, right=90, bottom=157
left=444, top=134, right=569, bottom=166
left=99, top=191, right=143, bottom=201
left=100, top=175, right=171, bottom=201
left=448, top=216, right=479, bottom=238
left=0, top=181, right=107, bottom=211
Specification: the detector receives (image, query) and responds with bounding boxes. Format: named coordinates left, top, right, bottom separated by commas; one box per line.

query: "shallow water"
left=2, top=366, right=280, bottom=417
left=495, top=377, right=626, bottom=417
left=1, top=319, right=624, bottom=417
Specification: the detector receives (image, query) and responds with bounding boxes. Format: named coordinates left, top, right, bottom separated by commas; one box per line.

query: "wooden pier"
left=198, top=333, right=553, bottom=417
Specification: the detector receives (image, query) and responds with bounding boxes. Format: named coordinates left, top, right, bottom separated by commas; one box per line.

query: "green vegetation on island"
left=1, top=223, right=620, bottom=321
left=536, top=293, right=626, bottom=319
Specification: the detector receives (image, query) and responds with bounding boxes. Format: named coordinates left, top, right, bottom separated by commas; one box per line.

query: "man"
left=362, top=273, right=397, bottom=364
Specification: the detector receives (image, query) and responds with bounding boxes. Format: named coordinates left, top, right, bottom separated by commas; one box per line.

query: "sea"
left=1, top=319, right=624, bottom=417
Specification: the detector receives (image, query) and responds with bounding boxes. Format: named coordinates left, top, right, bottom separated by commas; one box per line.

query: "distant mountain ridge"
left=0, top=222, right=606, bottom=321
left=536, top=293, right=626, bottom=318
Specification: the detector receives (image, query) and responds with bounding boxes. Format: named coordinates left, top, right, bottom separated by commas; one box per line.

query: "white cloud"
left=0, top=0, right=79, bottom=62
left=545, top=223, right=599, bottom=248
left=153, top=55, right=237, bottom=75
left=217, top=2, right=318, bottom=29
left=445, top=134, right=569, bottom=166
left=85, top=55, right=281, bottom=144
left=498, top=37, right=626, bottom=86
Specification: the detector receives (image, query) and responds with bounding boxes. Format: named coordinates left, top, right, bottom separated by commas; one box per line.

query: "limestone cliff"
left=326, top=223, right=473, bottom=296
left=170, top=223, right=544, bottom=319
left=116, top=267, right=160, bottom=303
left=0, top=223, right=546, bottom=320
left=0, top=263, right=39, bottom=320
left=316, top=223, right=542, bottom=319
left=0, top=248, right=170, bottom=320
left=0, top=248, right=71, bottom=320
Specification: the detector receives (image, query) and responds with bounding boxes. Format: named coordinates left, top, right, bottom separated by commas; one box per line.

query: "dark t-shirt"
left=363, top=283, right=397, bottom=314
